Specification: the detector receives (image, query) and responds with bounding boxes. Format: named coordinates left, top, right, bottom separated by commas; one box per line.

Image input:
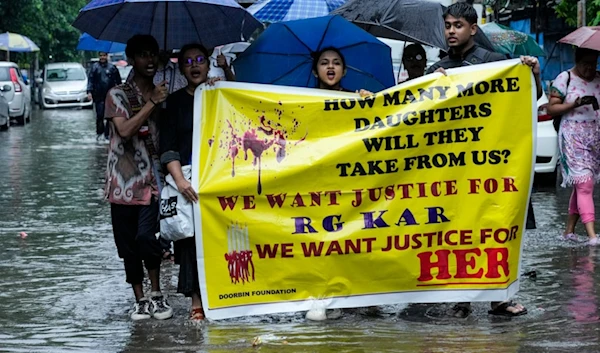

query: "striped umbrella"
left=248, top=0, right=346, bottom=23
left=0, top=32, right=40, bottom=60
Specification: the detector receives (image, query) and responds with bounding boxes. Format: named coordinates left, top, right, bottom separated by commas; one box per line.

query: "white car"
left=0, top=61, right=31, bottom=124
left=0, top=84, right=11, bottom=130
left=535, top=91, right=559, bottom=182
left=38, top=62, right=92, bottom=109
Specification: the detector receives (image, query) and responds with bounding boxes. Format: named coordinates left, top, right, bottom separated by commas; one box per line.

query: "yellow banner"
left=192, top=60, right=536, bottom=320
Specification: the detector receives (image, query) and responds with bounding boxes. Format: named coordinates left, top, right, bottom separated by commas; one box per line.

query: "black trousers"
left=95, top=100, right=107, bottom=137
left=111, top=199, right=162, bottom=284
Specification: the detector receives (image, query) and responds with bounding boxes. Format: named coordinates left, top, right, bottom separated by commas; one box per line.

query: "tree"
left=555, top=0, right=600, bottom=27
left=0, top=0, right=88, bottom=65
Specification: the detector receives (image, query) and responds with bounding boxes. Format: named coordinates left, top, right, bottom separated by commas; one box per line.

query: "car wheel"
left=0, top=120, right=8, bottom=131
left=535, top=168, right=558, bottom=188
left=15, top=114, right=25, bottom=125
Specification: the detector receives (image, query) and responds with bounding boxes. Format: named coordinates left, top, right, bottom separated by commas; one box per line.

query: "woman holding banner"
left=159, top=43, right=222, bottom=321
left=312, top=47, right=372, bottom=97
left=548, top=48, right=600, bottom=246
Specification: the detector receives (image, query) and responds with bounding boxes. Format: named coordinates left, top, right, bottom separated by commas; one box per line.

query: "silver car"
left=0, top=84, right=11, bottom=130
left=39, top=63, right=92, bottom=109
left=0, top=61, right=32, bottom=124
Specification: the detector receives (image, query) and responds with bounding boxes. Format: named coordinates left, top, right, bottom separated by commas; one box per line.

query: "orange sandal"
left=190, top=307, right=205, bottom=321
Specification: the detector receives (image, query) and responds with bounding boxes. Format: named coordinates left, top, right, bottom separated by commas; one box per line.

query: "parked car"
left=37, top=62, right=92, bottom=109
left=535, top=91, right=559, bottom=184
left=0, top=61, right=31, bottom=125
left=0, top=84, right=11, bottom=130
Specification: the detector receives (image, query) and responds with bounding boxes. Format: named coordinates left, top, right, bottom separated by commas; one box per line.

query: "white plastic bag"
left=159, top=165, right=194, bottom=242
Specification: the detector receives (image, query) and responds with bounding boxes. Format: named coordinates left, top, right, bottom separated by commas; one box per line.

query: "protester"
left=215, top=50, right=236, bottom=81
left=401, top=44, right=427, bottom=82
left=312, top=47, right=371, bottom=97
left=547, top=48, right=600, bottom=246
left=308, top=47, right=375, bottom=319
left=104, top=34, right=172, bottom=321
left=159, top=43, right=221, bottom=321
left=153, top=50, right=188, bottom=95
left=87, top=51, right=121, bottom=141
left=427, top=2, right=542, bottom=318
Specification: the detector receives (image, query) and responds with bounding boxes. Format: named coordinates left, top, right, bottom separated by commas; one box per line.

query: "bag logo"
left=160, top=196, right=178, bottom=218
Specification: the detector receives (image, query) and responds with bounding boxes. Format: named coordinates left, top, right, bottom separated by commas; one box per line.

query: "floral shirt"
left=104, top=76, right=160, bottom=205
left=551, top=70, right=600, bottom=122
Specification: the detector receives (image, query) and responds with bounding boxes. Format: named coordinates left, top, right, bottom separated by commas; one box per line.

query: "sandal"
left=449, top=304, right=471, bottom=318
left=162, top=249, right=174, bottom=261
left=488, top=301, right=527, bottom=317
left=190, top=307, right=205, bottom=321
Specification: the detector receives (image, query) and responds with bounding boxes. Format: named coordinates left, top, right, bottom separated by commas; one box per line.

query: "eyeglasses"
left=404, top=54, right=424, bottom=62
left=183, top=56, right=207, bottom=67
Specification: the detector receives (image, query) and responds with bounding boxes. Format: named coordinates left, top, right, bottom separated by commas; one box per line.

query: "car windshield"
left=46, top=68, right=85, bottom=82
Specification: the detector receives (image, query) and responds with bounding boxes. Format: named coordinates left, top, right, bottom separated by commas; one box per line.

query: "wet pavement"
left=1, top=107, right=600, bottom=353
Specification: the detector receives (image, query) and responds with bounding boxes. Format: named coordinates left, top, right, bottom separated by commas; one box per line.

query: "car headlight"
left=44, top=86, right=53, bottom=94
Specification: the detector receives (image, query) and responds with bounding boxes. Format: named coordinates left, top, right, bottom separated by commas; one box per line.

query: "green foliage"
left=0, top=0, right=88, bottom=65
left=555, top=0, right=600, bottom=26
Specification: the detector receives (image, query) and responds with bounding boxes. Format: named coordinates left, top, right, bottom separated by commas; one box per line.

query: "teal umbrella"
left=480, top=23, right=545, bottom=57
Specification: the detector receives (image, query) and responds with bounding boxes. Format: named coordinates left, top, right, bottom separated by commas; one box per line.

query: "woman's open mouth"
left=326, top=70, right=336, bottom=80
left=190, top=69, right=203, bottom=79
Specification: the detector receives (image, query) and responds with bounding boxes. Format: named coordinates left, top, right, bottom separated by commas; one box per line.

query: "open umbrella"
left=332, top=0, right=496, bottom=52
left=72, top=0, right=263, bottom=50
left=480, top=23, right=545, bottom=57
left=0, top=32, right=40, bottom=60
left=332, top=0, right=447, bottom=49
left=248, top=0, right=346, bottom=22
left=76, top=33, right=126, bottom=53
left=233, top=15, right=394, bottom=92
left=559, top=26, right=600, bottom=51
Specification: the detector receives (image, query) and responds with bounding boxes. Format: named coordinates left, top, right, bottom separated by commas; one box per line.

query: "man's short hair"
left=443, top=3, right=478, bottom=25
left=125, top=35, right=159, bottom=60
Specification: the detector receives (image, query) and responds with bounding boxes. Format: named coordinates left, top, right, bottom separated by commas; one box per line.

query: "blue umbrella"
left=234, top=15, right=394, bottom=92
left=248, top=0, right=346, bottom=22
left=77, top=33, right=126, bottom=53
left=72, top=0, right=263, bottom=50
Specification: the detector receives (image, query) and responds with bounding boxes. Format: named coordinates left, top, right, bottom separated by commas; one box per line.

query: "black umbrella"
left=332, top=0, right=496, bottom=52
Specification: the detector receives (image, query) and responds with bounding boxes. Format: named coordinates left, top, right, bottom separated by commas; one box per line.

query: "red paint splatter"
left=225, top=250, right=255, bottom=284
left=209, top=105, right=306, bottom=194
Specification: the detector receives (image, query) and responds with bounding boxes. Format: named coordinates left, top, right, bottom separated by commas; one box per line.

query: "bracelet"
left=150, top=98, right=157, bottom=106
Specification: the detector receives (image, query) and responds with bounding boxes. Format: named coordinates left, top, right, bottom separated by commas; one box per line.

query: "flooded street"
left=1, top=107, right=600, bottom=353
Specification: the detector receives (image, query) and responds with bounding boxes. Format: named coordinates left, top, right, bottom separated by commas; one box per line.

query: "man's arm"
left=109, top=81, right=168, bottom=139
left=87, top=64, right=95, bottom=99
left=520, top=56, right=542, bottom=99
left=112, top=101, right=159, bottom=139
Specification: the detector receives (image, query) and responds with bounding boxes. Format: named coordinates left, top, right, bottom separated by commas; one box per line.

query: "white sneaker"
left=131, top=298, right=152, bottom=320
left=149, top=292, right=173, bottom=320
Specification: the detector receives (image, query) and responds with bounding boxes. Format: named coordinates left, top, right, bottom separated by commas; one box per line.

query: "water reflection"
left=1, top=109, right=600, bottom=352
